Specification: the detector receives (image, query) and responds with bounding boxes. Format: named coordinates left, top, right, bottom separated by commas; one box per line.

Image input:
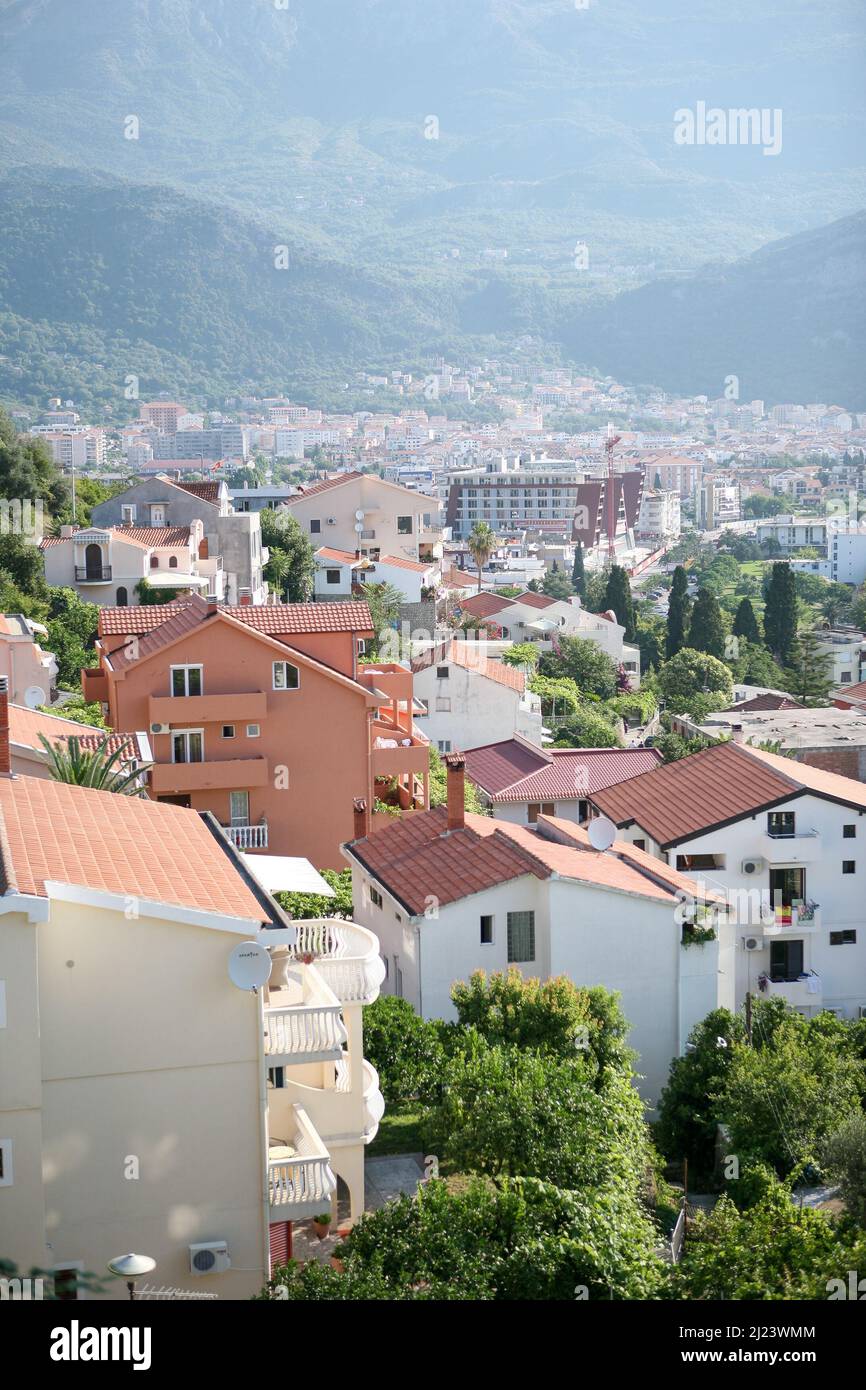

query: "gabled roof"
left=0, top=775, right=265, bottom=922
left=343, top=804, right=714, bottom=915
left=377, top=554, right=434, bottom=573
left=589, top=739, right=866, bottom=848
left=464, top=741, right=661, bottom=802
left=97, top=596, right=374, bottom=639
left=285, top=471, right=364, bottom=500
left=515, top=591, right=557, bottom=610
left=411, top=641, right=526, bottom=693
left=41, top=526, right=192, bottom=550
left=9, top=705, right=150, bottom=764
left=172, top=481, right=223, bottom=504
left=457, top=592, right=515, bottom=618
left=727, top=694, right=805, bottom=712
left=315, top=546, right=364, bottom=565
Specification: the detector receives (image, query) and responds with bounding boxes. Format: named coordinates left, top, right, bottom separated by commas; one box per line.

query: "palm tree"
left=467, top=521, right=499, bottom=592
left=38, top=733, right=145, bottom=795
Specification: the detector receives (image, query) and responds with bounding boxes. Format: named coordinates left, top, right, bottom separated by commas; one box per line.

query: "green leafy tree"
left=467, top=521, right=498, bottom=592
left=687, top=588, right=726, bottom=660
left=603, top=565, right=637, bottom=641
left=39, top=694, right=106, bottom=728
left=656, top=648, right=733, bottom=714
left=656, top=1009, right=746, bottom=1175
left=44, top=587, right=99, bottom=686
left=275, top=867, right=353, bottom=920
left=361, top=996, right=445, bottom=1106
left=500, top=641, right=539, bottom=670
left=665, top=565, right=691, bottom=659
left=571, top=541, right=585, bottom=599
left=358, top=581, right=403, bottom=658
left=553, top=706, right=623, bottom=748
left=260, top=509, right=316, bottom=602
left=428, top=745, right=486, bottom=814
left=541, top=570, right=574, bottom=601
left=732, top=597, right=761, bottom=646
left=527, top=674, right=582, bottom=718
left=822, top=1113, right=866, bottom=1228
left=763, top=561, right=798, bottom=664
left=38, top=733, right=144, bottom=794
left=0, top=406, right=68, bottom=517
left=538, top=635, right=618, bottom=699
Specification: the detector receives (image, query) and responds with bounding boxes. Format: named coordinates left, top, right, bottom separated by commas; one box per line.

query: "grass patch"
left=366, top=1105, right=427, bottom=1157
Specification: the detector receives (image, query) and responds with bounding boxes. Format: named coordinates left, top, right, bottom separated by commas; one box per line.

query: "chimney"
left=239, top=592, right=252, bottom=606
left=60, top=524, right=75, bottom=539
left=0, top=676, right=9, bottom=775
left=444, top=752, right=466, bottom=831
left=353, top=797, right=369, bottom=840
left=730, top=723, right=745, bottom=744
left=206, top=601, right=219, bottom=618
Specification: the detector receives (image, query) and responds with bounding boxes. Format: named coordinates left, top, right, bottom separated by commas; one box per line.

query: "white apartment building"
left=636, top=488, right=681, bottom=541
left=40, top=522, right=226, bottom=608
left=313, top=546, right=438, bottom=605
left=755, top=517, right=828, bottom=551
left=411, top=641, right=545, bottom=752
left=0, top=748, right=384, bottom=1301
left=457, top=590, right=641, bottom=684
left=344, top=759, right=731, bottom=1107
left=589, top=740, right=866, bottom=1023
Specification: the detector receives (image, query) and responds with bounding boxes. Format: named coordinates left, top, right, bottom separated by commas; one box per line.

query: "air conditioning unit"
left=326, top=516, right=337, bottom=525
left=150, top=722, right=171, bottom=735
left=741, top=857, right=766, bottom=876
left=189, top=1241, right=230, bottom=1276
left=743, top=936, right=764, bottom=951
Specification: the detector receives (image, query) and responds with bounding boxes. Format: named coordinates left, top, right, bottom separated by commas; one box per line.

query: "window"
left=0, top=1139, right=12, bottom=1186
left=480, top=915, right=494, bottom=945
left=370, top=886, right=383, bottom=909
left=830, top=930, right=857, bottom=945
left=767, top=811, right=795, bottom=838
left=843, top=860, right=856, bottom=874
left=416, top=699, right=429, bottom=716
left=841, top=671, right=853, bottom=682
left=541, top=803, right=555, bottom=817
left=436, top=666, right=449, bottom=679
left=310, top=519, right=321, bottom=534
left=844, top=824, right=857, bottom=838
left=326, top=569, right=341, bottom=584
left=246, top=723, right=261, bottom=738
left=229, top=791, right=250, bottom=826
left=116, top=586, right=128, bottom=607
left=507, top=911, right=535, bottom=963
left=527, top=804, right=541, bottom=823
left=273, top=661, right=300, bottom=691
left=381, top=955, right=389, bottom=981
left=267, top=1067, right=285, bottom=1089
left=149, top=554, right=159, bottom=569
left=437, top=740, right=451, bottom=753
left=169, top=555, right=178, bottom=569
left=121, top=505, right=136, bottom=524
left=171, top=730, right=203, bottom=764
left=221, top=725, right=235, bottom=739
left=435, top=697, right=451, bottom=712
left=397, top=516, right=413, bottom=535
left=633, top=839, right=646, bottom=851
left=677, top=853, right=725, bottom=871
left=171, top=665, right=202, bottom=698
left=769, top=939, right=804, bottom=982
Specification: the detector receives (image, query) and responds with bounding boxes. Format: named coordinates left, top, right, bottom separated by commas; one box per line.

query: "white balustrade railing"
left=362, top=1060, right=385, bottom=1135
left=292, top=920, right=386, bottom=1005
left=223, top=822, right=268, bottom=850
left=268, top=1106, right=336, bottom=1212
left=264, top=1003, right=347, bottom=1059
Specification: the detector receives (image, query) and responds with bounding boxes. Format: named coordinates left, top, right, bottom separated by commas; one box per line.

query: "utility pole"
left=745, top=990, right=753, bottom=1046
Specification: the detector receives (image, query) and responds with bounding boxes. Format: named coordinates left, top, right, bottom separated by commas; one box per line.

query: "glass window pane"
left=189, top=733, right=203, bottom=762
left=172, top=669, right=185, bottom=697
left=507, top=911, right=535, bottom=963
left=188, top=667, right=202, bottom=696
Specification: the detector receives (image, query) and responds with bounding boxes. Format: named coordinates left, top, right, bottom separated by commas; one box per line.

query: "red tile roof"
left=174, top=481, right=222, bottom=504
left=9, top=705, right=149, bottom=763
left=457, top=592, right=515, bottom=619
left=728, top=694, right=804, bottom=712
left=378, top=554, right=433, bottom=573
left=344, top=804, right=712, bottom=914
left=515, top=591, right=556, bottom=610
left=98, top=596, right=374, bottom=639
left=412, top=642, right=526, bottom=693
left=41, top=526, right=192, bottom=550
left=465, top=741, right=661, bottom=802
left=286, top=471, right=363, bottom=500
left=0, top=775, right=264, bottom=921
left=589, top=739, right=866, bottom=847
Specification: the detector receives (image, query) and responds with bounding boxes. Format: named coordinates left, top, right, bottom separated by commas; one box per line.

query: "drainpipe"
left=255, top=984, right=271, bottom=1287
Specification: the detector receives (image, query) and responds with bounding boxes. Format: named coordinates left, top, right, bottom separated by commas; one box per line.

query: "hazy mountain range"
left=0, top=0, right=863, bottom=410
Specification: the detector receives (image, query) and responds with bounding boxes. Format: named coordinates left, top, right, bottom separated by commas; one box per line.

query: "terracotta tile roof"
left=174, top=482, right=222, bottom=504
left=285, top=471, right=363, bottom=500
left=412, top=641, right=526, bottom=693
left=538, top=816, right=726, bottom=903
left=728, top=694, right=804, bottom=712
left=98, top=597, right=374, bottom=640
left=515, top=591, right=557, bottom=609
left=41, top=526, right=192, bottom=550
left=378, top=554, right=433, bottom=573
left=315, top=546, right=361, bottom=565
left=0, top=776, right=264, bottom=921
left=9, top=705, right=148, bottom=763
left=834, top=679, right=866, bottom=704
left=465, top=742, right=661, bottom=802
left=345, top=804, right=711, bottom=914
left=457, top=592, right=515, bottom=618
left=588, top=739, right=866, bottom=847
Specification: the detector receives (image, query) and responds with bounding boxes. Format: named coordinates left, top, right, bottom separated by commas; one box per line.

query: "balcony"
left=760, top=976, right=823, bottom=1009
left=222, top=822, right=268, bottom=851
left=74, top=564, right=112, bottom=583
left=150, top=756, right=269, bottom=795
left=361, top=1059, right=385, bottom=1142
left=289, top=919, right=386, bottom=1005
left=264, top=965, right=347, bottom=1066
left=760, top=830, right=822, bottom=864
left=81, top=668, right=109, bottom=704
left=148, top=691, right=267, bottom=725
left=267, top=1105, right=336, bottom=1221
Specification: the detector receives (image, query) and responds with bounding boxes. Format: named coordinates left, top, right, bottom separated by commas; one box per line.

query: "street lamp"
left=107, top=1252, right=156, bottom=1301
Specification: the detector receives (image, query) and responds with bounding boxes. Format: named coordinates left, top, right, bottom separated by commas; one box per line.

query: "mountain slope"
left=559, top=212, right=866, bottom=408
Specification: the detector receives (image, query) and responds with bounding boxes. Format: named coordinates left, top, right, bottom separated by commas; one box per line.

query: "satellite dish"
left=228, top=941, right=272, bottom=991
left=355, top=509, right=365, bottom=521
left=24, top=685, right=47, bottom=710
left=354, top=522, right=364, bottom=533
left=588, top=817, right=617, bottom=852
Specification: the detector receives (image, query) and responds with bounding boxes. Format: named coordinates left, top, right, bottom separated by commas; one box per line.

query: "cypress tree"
left=732, top=597, right=761, bottom=646
left=571, top=541, right=586, bottom=599
left=687, top=587, right=726, bottom=661
left=665, top=565, right=691, bottom=660
left=604, top=564, right=637, bottom=642
left=785, top=629, right=834, bottom=707
left=764, top=561, right=798, bottom=664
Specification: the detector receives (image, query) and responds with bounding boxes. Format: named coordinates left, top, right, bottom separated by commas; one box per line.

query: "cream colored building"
left=0, top=729, right=383, bottom=1301
left=283, top=470, right=444, bottom=566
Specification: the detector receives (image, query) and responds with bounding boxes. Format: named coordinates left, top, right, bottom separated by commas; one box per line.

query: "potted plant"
left=312, top=1212, right=332, bottom=1240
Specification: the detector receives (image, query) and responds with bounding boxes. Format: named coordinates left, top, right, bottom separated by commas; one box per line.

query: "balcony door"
left=172, top=730, right=203, bottom=764
left=229, top=791, right=250, bottom=827
left=769, top=939, right=804, bottom=982
left=770, top=866, right=805, bottom=923
left=84, top=543, right=103, bottom=579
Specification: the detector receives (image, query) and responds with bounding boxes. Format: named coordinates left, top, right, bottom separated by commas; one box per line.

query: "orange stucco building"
left=83, top=596, right=429, bottom=868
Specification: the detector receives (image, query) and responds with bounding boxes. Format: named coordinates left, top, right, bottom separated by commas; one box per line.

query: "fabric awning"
left=241, top=854, right=335, bottom=897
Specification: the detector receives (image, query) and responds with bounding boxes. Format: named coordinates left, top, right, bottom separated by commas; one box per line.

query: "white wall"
left=413, top=660, right=544, bottom=751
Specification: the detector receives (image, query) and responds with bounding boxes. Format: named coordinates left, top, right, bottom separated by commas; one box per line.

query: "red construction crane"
left=603, top=425, right=622, bottom=566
